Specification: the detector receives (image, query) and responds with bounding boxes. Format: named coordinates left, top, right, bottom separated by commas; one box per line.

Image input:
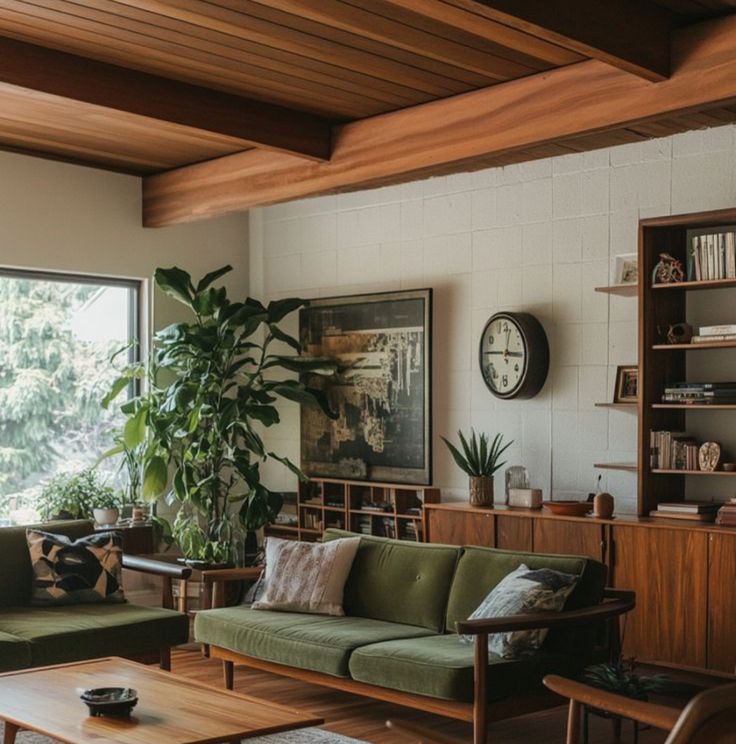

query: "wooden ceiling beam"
left=143, top=15, right=736, bottom=226
left=0, top=35, right=331, bottom=161
left=450, top=0, right=675, bottom=81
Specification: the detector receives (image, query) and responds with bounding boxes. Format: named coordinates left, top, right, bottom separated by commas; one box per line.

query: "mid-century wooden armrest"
left=199, top=566, right=264, bottom=583
left=122, top=554, right=192, bottom=579
left=543, top=675, right=681, bottom=731
left=455, top=589, right=635, bottom=635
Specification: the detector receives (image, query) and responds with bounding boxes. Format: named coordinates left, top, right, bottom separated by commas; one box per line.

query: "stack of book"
left=691, top=325, right=736, bottom=345
left=650, top=501, right=721, bottom=523
left=688, top=232, right=736, bottom=280
left=716, top=499, right=736, bottom=526
left=650, top=430, right=699, bottom=470
left=662, top=381, right=736, bottom=405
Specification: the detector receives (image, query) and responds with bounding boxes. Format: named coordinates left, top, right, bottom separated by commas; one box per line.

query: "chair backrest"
left=0, top=520, right=94, bottom=606
left=667, top=683, right=736, bottom=744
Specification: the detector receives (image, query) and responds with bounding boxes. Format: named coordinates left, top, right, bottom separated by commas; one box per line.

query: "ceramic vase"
left=469, top=476, right=494, bottom=507
left=93, top=507, right=119, bottom=527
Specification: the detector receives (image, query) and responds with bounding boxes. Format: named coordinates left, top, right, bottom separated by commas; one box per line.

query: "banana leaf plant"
left=102, top=264, right=338, bottom=565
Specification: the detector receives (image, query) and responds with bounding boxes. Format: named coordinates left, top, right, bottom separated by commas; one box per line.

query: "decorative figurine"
left=699, top=442, right=722, bottom=472
left=667, top=322, right=693, bottom=345
left=652, top=253, right=685, bottom=284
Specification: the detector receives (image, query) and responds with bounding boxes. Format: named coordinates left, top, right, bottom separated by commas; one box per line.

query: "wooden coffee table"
left=0, top=657, right=323, bottom=743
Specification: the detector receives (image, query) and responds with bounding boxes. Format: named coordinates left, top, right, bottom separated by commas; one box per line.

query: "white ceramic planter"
left=93, top=507, right=119, bottom=527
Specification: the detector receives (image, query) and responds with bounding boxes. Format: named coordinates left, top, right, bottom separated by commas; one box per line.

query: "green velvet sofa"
left=195, top=529, right=634, bottom=744
left=0, top=520, right=190, bottom=672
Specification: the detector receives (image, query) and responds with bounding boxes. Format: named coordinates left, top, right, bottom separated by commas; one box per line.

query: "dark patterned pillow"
left=26, top=529, right=125, bottom=605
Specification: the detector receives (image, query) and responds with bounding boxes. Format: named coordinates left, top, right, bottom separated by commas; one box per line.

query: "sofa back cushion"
left=446, top=546, right=606, bottom=653
left=322, top=529, right=461, bottom=633
left=0, top=520, right=94, bottom=607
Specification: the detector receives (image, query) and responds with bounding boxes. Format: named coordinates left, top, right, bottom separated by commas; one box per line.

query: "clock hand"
left=484, top=351, right=523, bottom=357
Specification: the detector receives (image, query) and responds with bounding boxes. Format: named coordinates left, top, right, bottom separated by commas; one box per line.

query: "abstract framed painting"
left=299, top=288, right=432, bottom=485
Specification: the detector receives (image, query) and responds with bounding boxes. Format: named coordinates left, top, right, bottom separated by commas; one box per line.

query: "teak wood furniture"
left=266, top=477, right=440, bottom=542
left=424, top=503, right=736, bottom=675
left=0, top=657, right=323, bottom=744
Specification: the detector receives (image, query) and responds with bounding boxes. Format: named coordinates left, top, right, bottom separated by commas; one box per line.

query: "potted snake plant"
left=441, top=429, right=512, bottom=507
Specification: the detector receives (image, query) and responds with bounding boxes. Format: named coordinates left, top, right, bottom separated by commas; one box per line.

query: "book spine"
left=699, top=324, right=736, bottom=336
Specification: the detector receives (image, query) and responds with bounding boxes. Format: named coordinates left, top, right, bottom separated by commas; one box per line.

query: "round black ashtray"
left=80, top=687, right=138, bottom=717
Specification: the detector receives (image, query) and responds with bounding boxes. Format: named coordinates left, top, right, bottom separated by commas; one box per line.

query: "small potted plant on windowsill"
left=441, top=428, right=512, bottom=507
left=91, top=490, right=122, bottom=528
left=40, top=469, right=114, bottom=522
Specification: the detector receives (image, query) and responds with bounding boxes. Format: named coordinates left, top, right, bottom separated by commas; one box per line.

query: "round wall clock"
left=479, top=312, right=549, bottom=399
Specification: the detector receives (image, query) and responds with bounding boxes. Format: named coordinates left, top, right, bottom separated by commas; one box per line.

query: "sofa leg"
left=160, top=647, right=171, bottom=671
left=223, top=660, right=234, bottom=690
left=473, top=634, right=488, bottom=744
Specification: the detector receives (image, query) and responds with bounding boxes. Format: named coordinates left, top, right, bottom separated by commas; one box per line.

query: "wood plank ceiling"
left=0, top=1, right=733, bottom=222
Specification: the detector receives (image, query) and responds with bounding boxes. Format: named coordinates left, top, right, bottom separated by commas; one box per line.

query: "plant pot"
left=469, top=476, right=494, bottom=507
left=93, top=508, right=119, bottom=527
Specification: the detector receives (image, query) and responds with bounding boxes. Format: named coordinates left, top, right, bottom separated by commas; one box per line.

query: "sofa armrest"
left=200, top=566, right=264, bottom=610
left=122, top=555, right=192, bottom=611
left=455, top=589, right=635, bottom=635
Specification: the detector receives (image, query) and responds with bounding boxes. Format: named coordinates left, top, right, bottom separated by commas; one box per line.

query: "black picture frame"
left=299, top=288, right=432, bottom=485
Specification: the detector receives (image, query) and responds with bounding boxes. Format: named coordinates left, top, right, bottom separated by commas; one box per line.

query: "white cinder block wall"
left=250, top=125, right=736, bottom=514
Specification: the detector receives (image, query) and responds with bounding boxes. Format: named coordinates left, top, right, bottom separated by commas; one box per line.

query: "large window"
left=0, top=270, right=139, bottom=525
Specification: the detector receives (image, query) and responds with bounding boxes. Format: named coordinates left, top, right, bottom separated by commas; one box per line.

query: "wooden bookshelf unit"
left=267, top=478, right=440, bottom=542
left=639, top=207, right=736, bottom=516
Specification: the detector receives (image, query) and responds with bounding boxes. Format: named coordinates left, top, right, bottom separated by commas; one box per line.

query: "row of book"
left=691, top=325, right=736, bottom=345
left=689, top=232, right=736, bottom=280
left=649, top=430, right=700, bottom=470
left=662, top=381, right=736, bottom=405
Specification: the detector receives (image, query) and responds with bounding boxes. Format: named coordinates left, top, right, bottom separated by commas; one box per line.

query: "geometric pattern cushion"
left=26, top=529, right=125, bottom=605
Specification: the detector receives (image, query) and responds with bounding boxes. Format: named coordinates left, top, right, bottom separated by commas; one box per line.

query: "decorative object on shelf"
left=613, top=253, right=638, bottom=285
left=504, top=465, right=529, bottom=505
left=442, top=428, right=512, bottom=508
left=593, top=492, right=615, bottom=519
left=508, top=488, right=542, bottom=510
left=661, top=381, right=736, bottom=405
left=698, top=441, right=722, bottom=472
left=614, top=365, right=638, bottom=403
left=299, top=289, right=432, bottom=485
left=650, top=500, right=720, bottom=523
left=542, top=500, right=593, bottom=516
left=666, top=322, right=693, bottom=345
left=723, top=462, right=735, bottom=472
left=716, top=497, right=736, bottom=525
left=479, top=311, right=549, bottom=400
left=651, top=252, right=685, bottom=284
left=103, top=265, right=338, bottom=568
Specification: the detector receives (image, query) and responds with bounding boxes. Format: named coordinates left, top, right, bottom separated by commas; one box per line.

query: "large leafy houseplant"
left=40, top=468, right=114, bottom=521
left=103, top=265, right=337, bottom=565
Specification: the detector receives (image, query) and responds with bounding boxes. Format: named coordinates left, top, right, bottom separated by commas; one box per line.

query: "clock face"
left=478, top=312, right=549, bottom=400
left=480, top=315, right=527, bottom=398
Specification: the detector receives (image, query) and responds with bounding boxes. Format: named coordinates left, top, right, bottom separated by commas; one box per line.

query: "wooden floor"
left=172, top=649, right=668, bottom=743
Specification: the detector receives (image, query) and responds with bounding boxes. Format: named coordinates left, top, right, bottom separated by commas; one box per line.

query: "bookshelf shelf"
left=651, top=469, right=736, bottom=477
left=653, top=404, right=736, bottom=410
left=595, top=402, right=637, bottom=410
left=594, top=284, right=638, bottom=297
left=594, top=462, right=637, bottom=472
left=653, top=340, right=736, bottom=350
left=652, top=278, right=736, bottom=291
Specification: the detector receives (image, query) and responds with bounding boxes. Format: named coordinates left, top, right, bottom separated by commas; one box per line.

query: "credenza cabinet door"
left=707, top=532, right=736, bottom=672
left=613, top=525, right=708, bottom=668
left=495, top=515, right=533, bottom=552
left=533, top=519, right=606, bottom=562
left=426, top=508, right=495, bottom=547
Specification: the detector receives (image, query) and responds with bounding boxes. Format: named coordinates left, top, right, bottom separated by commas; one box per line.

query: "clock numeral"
left=514, top=363, right=519, bottom=372
left=502, top=374, right=508, bottom=387
left=488, top=334, right=494, bottom=345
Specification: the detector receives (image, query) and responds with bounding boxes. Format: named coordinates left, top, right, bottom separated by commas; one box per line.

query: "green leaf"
left=196, top=265, right=232, bottom=293
left=441, top=436, right=474, bottom=477
left=154, top=267, right=194, bottom=307
left=273, top=383, right=337, bottom=419
left=268, top=324, right=302, bottom=353
left=267, top=297, right=306, bottom=324
left=143, top=456, right=168, bottom=500
left=244, top=404, right=280, bottom=427
left=268, top=452, right=309, bottom=482
left=192, top=286, right=226, bottom=316
left=93, top=443, right=125, bottom=467
left=264, top=356, right=338, bottom=375
left=123, top=408, right=147, bottom=449
left=102, top=376, right=131, bottom=409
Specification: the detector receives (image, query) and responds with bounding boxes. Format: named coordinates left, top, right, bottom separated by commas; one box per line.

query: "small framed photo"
left=614, top=365, right=638, bottom=403
left=614, top=253, right=639, bottom=285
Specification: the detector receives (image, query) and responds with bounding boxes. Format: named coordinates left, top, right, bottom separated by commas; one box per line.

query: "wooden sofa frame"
left=202, top=569, right=634, bottom=744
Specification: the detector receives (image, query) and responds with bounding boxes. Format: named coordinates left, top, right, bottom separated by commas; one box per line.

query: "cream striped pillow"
left=252, top=536, right=360, bottom=616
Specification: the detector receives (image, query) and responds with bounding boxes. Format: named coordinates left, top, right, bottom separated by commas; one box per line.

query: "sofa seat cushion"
left=0, top=604, right=189, bottom=667
left=194, top=606, right=435, bottom=678
left=0, top=631, right=32, bottom=672
left=349, top=635, right=577, bottom=702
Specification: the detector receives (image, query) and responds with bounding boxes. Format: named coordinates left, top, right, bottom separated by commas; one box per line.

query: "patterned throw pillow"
left=27, top=529, right=125, bottom=606
left=252, top=536, right=360, bottom=616
left=461, top=563, right=579, bottom=659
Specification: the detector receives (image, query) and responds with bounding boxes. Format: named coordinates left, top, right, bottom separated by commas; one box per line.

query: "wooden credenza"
left=424, top=502, right=735, bottom=674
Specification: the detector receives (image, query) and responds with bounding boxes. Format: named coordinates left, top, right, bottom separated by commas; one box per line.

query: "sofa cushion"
left=0, top=631, right=32, bottom=672
left=0, top=603, right=189, bottom=667
left=349, top=634, right=577, bottom=702
left=322, top=529, right=461, bottom=633
left=0, top=520, right=93, bottom=607
left=445, top=546, right=606, bottom=655
left=194, top=605, right=435, bottom=678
